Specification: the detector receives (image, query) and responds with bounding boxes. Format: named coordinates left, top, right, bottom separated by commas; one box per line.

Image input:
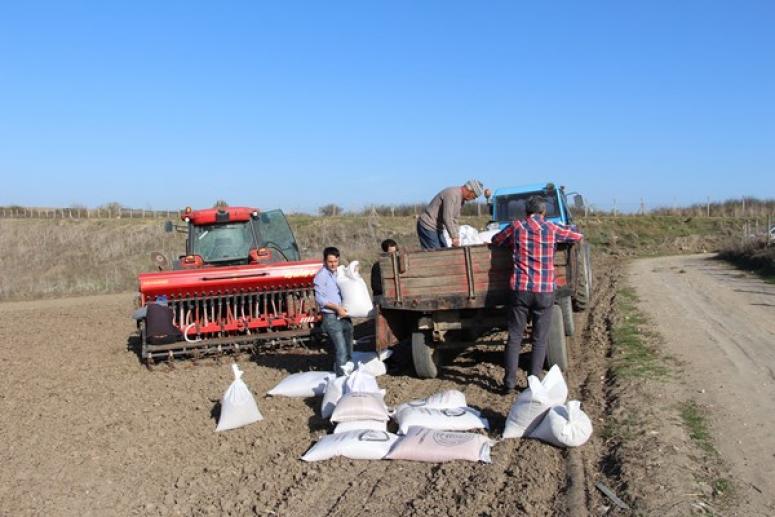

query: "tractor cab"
left=489, top=182, right=585, bottom=229
left=165, top=206, right=301, bottom=269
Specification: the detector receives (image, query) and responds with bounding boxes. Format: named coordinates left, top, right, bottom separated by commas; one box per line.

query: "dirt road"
left=630, top=254, right=775, bottom=515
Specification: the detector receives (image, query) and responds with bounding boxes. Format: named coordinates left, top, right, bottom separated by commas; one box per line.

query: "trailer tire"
left=412, top=331, right=439, bottom=379
left=559, top=295, right=575, bottom=337
left=545, top=305, right=568, bottom=371
left=573, top=242, right=591, bottom=311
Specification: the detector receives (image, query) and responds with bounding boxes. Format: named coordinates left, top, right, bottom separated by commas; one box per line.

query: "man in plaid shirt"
left=492, top=195, right=583, bottom=393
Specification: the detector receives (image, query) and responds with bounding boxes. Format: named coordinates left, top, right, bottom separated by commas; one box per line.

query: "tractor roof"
left=493, top=183, right=558, bottom=197
left=181, top=206, right=259, bottom=225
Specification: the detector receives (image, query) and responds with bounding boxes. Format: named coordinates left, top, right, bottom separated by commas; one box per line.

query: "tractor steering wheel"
left=262, top=241, right=289, bottom=261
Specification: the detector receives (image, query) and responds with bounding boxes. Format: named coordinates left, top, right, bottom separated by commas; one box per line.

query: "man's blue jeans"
left=321, top=313, right=353, bottom=376
left=417, top=221, right=446, bottom=249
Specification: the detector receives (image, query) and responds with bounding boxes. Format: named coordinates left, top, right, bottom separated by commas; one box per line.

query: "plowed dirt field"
left=0, top=258, right=645, bottom=516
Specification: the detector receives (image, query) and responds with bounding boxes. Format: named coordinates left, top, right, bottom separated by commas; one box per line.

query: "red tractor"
left=135, top=206, right=322, bottom=364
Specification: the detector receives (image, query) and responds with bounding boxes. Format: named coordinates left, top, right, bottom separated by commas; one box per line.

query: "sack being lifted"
left=215, top=364, right=263, bottom=432
left=336, top=262, right=375, bottom=318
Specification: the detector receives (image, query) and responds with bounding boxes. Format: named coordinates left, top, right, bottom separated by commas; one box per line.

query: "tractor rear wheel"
left=412, top=331, right=440, bottom=379
left=573, top=242, right=592, bottom=311
left=559, top=295, right=575, bottom=337
left=545, top=304, right=569, bottom=371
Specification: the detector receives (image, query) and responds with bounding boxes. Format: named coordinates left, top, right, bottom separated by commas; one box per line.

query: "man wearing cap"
left=417, top=180, right=490, bottom=249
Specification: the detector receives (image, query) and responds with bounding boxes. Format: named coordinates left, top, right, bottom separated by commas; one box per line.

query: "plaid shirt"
left=492, top=214, right=583, bottom=293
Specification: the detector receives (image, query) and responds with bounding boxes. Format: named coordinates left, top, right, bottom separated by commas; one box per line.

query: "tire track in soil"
left=564, top=256, right=621, bottom=516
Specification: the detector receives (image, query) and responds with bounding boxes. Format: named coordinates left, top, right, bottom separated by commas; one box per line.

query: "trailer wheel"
left=546, top=305, right=568, bottom=371
left=559, top=295, right=575, bottom=336
left=412, top=331, right=439, bottom=379
left=573, top=242, right=592, bottom=311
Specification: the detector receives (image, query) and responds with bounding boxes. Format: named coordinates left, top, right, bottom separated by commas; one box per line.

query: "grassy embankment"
left=0, top=214, right=757, bottom=301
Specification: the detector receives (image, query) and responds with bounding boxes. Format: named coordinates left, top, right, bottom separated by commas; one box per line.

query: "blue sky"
left=1, top=1, right=773, bottom=213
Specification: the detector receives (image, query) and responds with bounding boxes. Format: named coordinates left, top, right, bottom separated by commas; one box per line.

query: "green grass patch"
left=679, top=400, right=717, bottom=456
left=610, top=287, right=669, bottom=380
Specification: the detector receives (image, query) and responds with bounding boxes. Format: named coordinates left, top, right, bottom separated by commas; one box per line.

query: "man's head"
left=526, top=196, right=547, bottom=217
left=323, top=246, right=340, bottom=272
left=381, top=239, right=398, bottom=253
left=462, top=179, right=484, bottom=201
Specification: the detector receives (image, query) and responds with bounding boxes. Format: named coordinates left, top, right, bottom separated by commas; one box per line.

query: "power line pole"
left=706, top=196, right=711, bottom=217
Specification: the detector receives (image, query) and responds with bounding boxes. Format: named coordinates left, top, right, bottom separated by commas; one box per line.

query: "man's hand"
left=336, top=306, right=349, bottom=318
left=451, top=237, right=461, bottom=247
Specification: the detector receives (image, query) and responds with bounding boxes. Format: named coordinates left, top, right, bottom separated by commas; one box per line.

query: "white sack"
left=331, top=392, right=390, bottom=423
left=350, top=353, right=387, bottom=377
left=478, top=229, right=500, bottom=244
left=394, top=407, right=488, bottom=435
left=336, top=262, right=375, bottom=318
left=442, top=225, right=483, bottom=247
left=345, top=369, right=381, bottom=394
left=529, top=401, right=593, bottom=448
left=503, top=365, right=568, bottom=438
left=267, top=371, right=335, bottom=397
left=395, top=389, right=468, bottom=415
left=333, top=420, right=388, bottom=434
left=321, top=370, right=384, bottom=419
left=215, top=364, right=263, bottom=432
left=301, top=430, right=398, bottom=462
left=385, top=427, right=494, bottom=463
left=320, top=375, right=347, bottom=419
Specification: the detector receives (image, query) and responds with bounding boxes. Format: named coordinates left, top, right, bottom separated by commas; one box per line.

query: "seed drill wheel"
left=546, top=304, right=569, bottom=371
left=412, top=331, right=440, bottom=379
left=573, top=242, right=592, bottom=311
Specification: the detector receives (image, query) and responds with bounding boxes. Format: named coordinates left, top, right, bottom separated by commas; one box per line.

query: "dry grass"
left=0, top=214, right=754, bottom=301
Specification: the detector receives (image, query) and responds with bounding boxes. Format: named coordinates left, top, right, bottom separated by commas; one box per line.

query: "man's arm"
left=553, top=224, right=583, bottom=243
left=441, top=190, right=461, bottom=245
left=491, top=223, right=516, bottom=248
left=314, top=272, right=348, bottom=316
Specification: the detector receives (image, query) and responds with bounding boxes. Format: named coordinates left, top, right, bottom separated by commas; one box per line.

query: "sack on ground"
left=345, top=369, right=382, bottom=394
left=267, top=371, right=335, bottom=397
left=395, top=389, right=469, bottom=414
left=351, top=355, right=387, bottom=377
left=321, top=370, right=384, bottom=419
left=321, top=375, right=347, bottom=419
left=503, top=365, right=568, bottom=438
left=215, top=364, right=263, bottom=432
left=528, top=401, right=593, bottom=447
left=336, top=262, right=375, bottom=318
left=385, top=427, right=494, bottom=463
left=333, top=420, right=388, bottom=434
left=331, top=392, right=390, bottom=423
left=301, top=430, right=398, bottom=461
left=394, top=407, right=488, bottom=435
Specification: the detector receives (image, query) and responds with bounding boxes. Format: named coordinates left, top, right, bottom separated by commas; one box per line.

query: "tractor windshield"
left=190, top=222, right=255, bottom=263
left=495, top=191, right=561, bottom=222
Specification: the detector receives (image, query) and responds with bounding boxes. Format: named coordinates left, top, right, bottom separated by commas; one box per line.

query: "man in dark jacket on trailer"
left=492, top=195, right=583, bottom=394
